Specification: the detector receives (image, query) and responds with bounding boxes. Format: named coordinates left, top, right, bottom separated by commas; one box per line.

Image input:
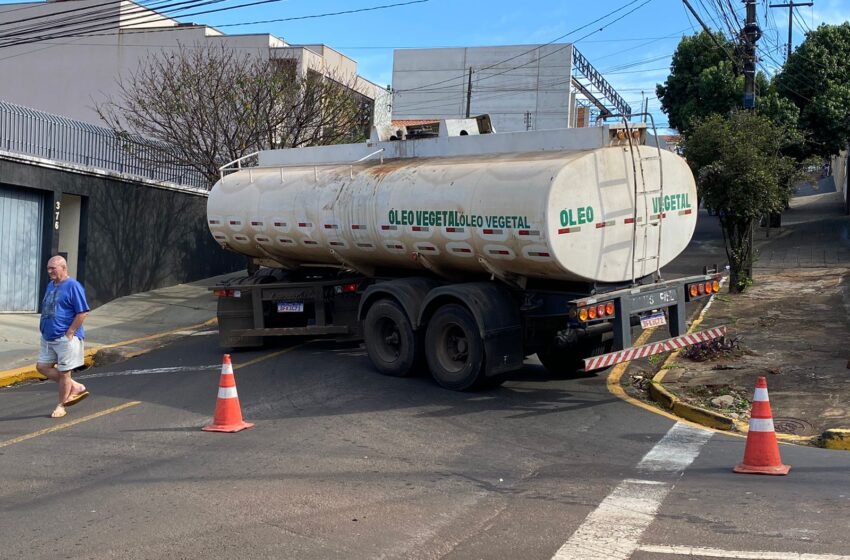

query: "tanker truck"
left=207, top=118, right=724, bottom=390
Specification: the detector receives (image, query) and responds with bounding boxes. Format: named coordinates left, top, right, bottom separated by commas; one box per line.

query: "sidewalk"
left=0, top=271, right=244, bottom=387
left=642, top=186, right=850, bottom=450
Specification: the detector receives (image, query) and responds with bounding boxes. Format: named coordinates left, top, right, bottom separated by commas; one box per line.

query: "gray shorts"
left=38, top=336, right=85, bottom=372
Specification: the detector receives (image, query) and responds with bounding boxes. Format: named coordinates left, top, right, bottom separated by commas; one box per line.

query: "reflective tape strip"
left=412, top=226, right=430, bottom=232
left=749, top=418, right=775, bottom=432
left=381, top=225, right=398, bottom=231
left=753, top=387, right=769, bottom=402
left=679, top=209, right=692, bottom=215
left=218, top=387, right=238, bottom=399
left=584, top=326, right=727, bottom=371
left=595, top=220, right=616, bottom=229
left=558, top=226, right=582, bottom=234
left=323, top=224, right=338, bottom=229
left=222, top=365, right=233, bottom=375
left=298, top=222, right=312, bottom=227
left=351, top=224, right=366, bottom=230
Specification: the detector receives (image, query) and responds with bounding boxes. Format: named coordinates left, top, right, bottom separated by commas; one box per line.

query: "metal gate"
left=0, top=186, right=43, bottom=312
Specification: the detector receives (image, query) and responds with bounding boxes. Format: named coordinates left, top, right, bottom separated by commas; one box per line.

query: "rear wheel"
left=364, top=300, right=422, bottom=377
left=425, top=304, right=486, bottom=391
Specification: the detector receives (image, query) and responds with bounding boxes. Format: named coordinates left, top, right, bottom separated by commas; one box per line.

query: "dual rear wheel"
left=364, top=301, right=496, bottom=391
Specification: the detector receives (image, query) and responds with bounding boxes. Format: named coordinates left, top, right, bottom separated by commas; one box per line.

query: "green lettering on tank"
left=560, top=206, right=595, bottom=226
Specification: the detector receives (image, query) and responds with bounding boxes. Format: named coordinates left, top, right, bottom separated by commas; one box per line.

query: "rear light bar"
left=571, top=300, right=616, bottom=322
left=686, top=275, right=721, bottom=300
left=212, top=288, right=240, bottom=297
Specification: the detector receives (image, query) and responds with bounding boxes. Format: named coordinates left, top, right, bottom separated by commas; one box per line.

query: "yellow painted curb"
left=821, top=429, right=850, bottom=450
left=0, top=318, right=217, bottom=388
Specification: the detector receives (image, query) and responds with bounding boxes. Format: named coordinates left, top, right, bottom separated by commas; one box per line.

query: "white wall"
left=392, top=44, right=574, bottom=133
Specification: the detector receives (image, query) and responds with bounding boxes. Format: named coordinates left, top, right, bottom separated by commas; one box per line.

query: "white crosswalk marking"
left=552, top=423, right=712, bottom=560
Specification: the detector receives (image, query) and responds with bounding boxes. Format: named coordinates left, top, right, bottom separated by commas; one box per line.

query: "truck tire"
left=536, top=335, right=613, bottom=378
left=425, top=304, right=486, bottom=391
left=364, top=300, right=422, bottom=377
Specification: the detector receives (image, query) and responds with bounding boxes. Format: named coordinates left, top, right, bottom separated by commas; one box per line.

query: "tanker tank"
left=207, top=123, right=697, bottom=284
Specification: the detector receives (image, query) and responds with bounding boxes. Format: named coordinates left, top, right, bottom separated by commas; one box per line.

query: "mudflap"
left=483, top=326, right=525, bottom=376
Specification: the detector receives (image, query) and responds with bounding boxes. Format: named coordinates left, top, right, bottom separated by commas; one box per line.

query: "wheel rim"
left=436, top=323, right=469, bottom=374
left=374, top=316, right=402, bottom=363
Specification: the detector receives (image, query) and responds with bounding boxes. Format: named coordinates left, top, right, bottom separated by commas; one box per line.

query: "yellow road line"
left=0, top=401, right=141, bottom=449
left=233, top=342, right=310, bottom=370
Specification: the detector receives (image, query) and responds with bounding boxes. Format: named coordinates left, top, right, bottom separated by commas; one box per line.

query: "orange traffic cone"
left=202, top=354, right=254, bottom=433
left=734, top=376, right=789, bottom=475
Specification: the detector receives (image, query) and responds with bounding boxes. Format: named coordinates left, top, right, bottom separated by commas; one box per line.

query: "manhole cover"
left=772, top=417, right=816, bottom=436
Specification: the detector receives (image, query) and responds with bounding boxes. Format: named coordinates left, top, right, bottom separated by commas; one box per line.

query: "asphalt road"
left=2, top=332, right=850, bottom=560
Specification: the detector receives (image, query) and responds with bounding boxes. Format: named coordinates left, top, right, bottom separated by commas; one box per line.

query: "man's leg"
left=48, top=337, right=87, bottom=417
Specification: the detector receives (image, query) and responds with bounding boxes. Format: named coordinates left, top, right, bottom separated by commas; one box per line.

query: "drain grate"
left=773, top=417, right=816, bottom=436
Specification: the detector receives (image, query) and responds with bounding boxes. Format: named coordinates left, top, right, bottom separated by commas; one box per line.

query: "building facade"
left=0, top=0, right=385, bottom=129
left=391, top=44, right=629, bottom=133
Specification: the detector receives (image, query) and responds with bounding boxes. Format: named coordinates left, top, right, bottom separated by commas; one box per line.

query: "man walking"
left=36, top=255, right=90, bottom=418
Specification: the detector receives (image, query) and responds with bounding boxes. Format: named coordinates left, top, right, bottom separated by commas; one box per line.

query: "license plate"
left=277, top=302, right=304, bottom=313
left=640, top=311, right=667, bottom=329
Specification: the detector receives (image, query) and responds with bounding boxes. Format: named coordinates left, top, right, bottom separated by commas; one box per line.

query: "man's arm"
left=65, top=312, right=88, bottom=340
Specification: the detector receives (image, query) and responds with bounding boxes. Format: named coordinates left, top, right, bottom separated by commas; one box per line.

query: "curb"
left=821, top=429, right=850, bottom=451
left=648, top=374, right=735, bottom=431
left=648, top=339, right=842, bottom=449
left=0, top=319, right=217, bottom=389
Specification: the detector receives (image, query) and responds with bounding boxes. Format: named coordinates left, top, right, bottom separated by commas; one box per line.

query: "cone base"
left=202, top=421, right=254, bottom=433
left=733, top=463, right=790, bottom=475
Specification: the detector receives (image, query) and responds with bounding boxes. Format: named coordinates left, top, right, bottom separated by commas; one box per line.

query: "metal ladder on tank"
left=622, top=114, right=665, bottom=285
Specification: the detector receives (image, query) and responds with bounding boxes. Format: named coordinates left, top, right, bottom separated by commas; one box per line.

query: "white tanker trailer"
left=208, top=119, right=725, bottom=390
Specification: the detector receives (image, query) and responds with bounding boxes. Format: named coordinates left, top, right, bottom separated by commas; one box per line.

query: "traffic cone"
left=202, top=354, right=254, bottom=433
left=734, top=376, right=789, bottom=475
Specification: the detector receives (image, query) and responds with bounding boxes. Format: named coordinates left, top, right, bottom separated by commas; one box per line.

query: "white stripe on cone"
left=748, top=418, right=775, bottom=432
left=753, top=388, right=768, bottom=401
left=222, top=365, right=233, bottom=375
left=218, top=387, right=239, bottom=399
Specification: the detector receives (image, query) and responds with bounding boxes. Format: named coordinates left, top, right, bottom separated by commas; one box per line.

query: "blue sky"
left=202, top=0, right=850, bottom=132
left=6, top=0, right=849, bottom=132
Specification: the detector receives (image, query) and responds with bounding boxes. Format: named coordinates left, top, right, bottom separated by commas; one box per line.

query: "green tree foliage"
left=682, top=111, right=801, bottom=291
left=775, top=23, right=850, bottom=156
left=97, top=44, right=371, bottom=185
left=656, top=31, right=740, bottom=133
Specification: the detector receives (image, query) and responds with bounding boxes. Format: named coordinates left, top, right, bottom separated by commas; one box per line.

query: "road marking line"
left=234, top=342, right=310, bottom=369
left=637, top=545, right=850, bottom=559
left=77, top=365, right=220, bottom=380
left=0, top=401, right=141, bottom=449
left=552, top=423, right=711, bottom=560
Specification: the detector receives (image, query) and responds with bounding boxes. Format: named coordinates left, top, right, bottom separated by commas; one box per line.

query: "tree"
left=656, top=31, right=740, bottom=133
left=682, top=111, right=802, bottom=292
left=774, top=23, right=850, bottom=156
left=97, top=44, right=372, bottom=186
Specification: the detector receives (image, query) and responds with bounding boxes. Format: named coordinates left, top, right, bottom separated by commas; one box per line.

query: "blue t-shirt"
left=40, top=278, right=90, bottom=341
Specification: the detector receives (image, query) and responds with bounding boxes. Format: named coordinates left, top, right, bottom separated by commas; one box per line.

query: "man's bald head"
left=47, top=255, right=67, bottom=269
left=46, top=256, right=69, bottom=283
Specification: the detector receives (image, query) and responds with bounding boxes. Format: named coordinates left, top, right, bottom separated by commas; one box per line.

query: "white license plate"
left=277, top=302, right=304, bottom=313
left=640, top=311, right=667, bottom=329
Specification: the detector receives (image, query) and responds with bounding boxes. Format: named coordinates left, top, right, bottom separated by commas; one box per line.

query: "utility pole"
left=465, top=67, right=473, bottom=118
left=742, top=0, right=762, bottom=110
left=769, top=1, right=813, bottom=61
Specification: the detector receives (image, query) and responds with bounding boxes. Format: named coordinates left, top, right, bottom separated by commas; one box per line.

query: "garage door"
left=0, top=186, right=43, bottom=312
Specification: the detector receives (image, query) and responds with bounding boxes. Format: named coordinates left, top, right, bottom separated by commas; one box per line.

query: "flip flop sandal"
left=64, top=391, right=90, bottom=407
left=51, top=406, right=67, bottom=418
